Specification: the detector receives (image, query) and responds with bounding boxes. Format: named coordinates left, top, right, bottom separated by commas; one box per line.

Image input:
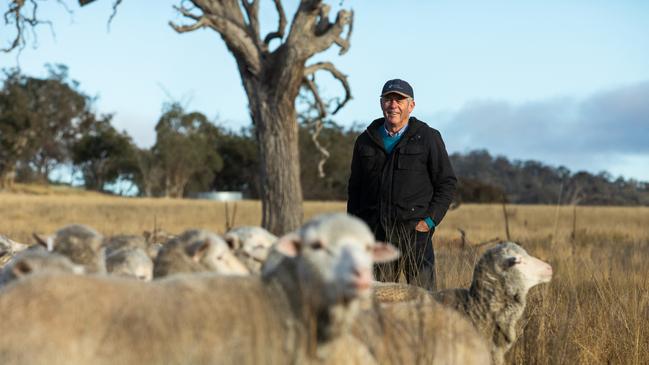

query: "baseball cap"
left=381, top=79, right=414, bottom=98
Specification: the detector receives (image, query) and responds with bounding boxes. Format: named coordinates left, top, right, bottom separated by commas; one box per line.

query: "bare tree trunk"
left=243, top=73, right=303, bottom=235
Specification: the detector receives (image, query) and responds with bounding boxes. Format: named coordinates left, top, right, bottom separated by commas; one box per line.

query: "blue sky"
left=2, top=0, right=649, bottom=181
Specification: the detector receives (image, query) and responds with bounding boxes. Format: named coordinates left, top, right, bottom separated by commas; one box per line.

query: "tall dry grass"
left=1, top=190, right=648, bottom=364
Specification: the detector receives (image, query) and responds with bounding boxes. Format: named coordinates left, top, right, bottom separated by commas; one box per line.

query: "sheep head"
left=274, top=213, right=400, bottom=306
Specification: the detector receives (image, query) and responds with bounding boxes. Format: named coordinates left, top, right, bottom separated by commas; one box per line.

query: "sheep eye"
left=503, top=257, right=519, bottom=269
left=311, top=241, right=324, bottom=250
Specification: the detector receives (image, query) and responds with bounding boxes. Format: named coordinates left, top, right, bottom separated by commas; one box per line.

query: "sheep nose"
left=543, top=263, right=553, bottom=279
left=352, top=267, right=372, bottom=290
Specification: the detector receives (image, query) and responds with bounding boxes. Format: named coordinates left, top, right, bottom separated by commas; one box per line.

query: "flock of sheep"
left=0, top=213, right=552, bottom=365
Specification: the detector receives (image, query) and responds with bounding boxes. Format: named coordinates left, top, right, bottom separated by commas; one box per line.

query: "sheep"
left=105, top=247, right=153, bottom=281
left=0, top=248, right=85, bottom=288
left=224, top=226, right=278, bottom=273
left=0, top=213, right=399, bottom=365
left=33, top=224, right=106, bottom=274
left=372, top=281, right=433, bottom=304
left=352, top=299, right=491, bottom=364
left=432, top=241, right=553, bottom=365
left=105, top=234, right=162, bottom=261
left=152, top=229, right=250, bottom=278
left=0, top=234, right=29, bottom=267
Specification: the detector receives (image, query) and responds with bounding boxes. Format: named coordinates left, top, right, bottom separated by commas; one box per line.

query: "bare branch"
left=177, top=1, right=262, bottom=75
left=240, top=0, right=259, bottom=39
left=302, top=78, right=330, bottom=178
left=3, top=0, right=54, bottom=53
left=107, top=0, right=123, bottom=31
left=174, top=4, right=201, bottom=21
left=169, top=4, right=207, bottom=33
left=263, top=0, right=286, bottom=45
left=288, top=2, right=353, bottom=60
left=169, top=17, right=208, bottom=33
left=335, top=9, right=353, bottom=55
left=304, top=61, right=351, bottom=115
left=303, top=77, right=326, bottom=120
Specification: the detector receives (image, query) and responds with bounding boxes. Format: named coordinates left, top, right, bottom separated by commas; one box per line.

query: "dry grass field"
left=1, top=185, right=648, bottom=364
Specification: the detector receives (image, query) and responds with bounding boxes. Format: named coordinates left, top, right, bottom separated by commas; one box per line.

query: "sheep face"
left=489, top=242, right=553, bottom=293
left=225, top=226, right=278, bottom=262
left=276, top=213, right=400, bottom=305
left=180, top=230, right=250, bottom=276
left=106, top=248, right=154, bottom=281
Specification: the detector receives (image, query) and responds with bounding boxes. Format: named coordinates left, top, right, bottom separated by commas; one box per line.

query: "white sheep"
left=0, top=213, right=398, bottom=365
left=105, top=234, right=162, bottom=261
left=152, top=229, right=250, bottom=278
left=433, top=241, right=553, bottom=365
left=0, top=248, right=85, bottom=288
left=105, top=247, right=153, bottom=281
left=224, top=226, right=278, bottom=273
left=353, top=299, right=491, bottom=364
left=33, top=224, right=106, bottom=274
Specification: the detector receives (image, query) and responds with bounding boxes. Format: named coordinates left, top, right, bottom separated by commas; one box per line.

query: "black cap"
left=381, top=79, right=414, bottom=98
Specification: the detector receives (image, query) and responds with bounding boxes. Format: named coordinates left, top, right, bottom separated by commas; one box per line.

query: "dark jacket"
left=347, top=117, right=457, bottom=231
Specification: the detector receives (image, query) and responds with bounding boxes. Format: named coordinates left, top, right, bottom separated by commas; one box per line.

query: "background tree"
left=70, top=115, right=138, bottom=192
left=0, top=65, right=91, bottom=188
left=210, top=127, right=261, bottom=198
left=4, top=0, right=354, bottom=234
left=131, top=147, right=165, bottom=198
left=153, top=103, right=223, bottom=198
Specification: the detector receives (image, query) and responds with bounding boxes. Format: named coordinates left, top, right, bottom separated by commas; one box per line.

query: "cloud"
left=431, top=80, right=649, bottom=180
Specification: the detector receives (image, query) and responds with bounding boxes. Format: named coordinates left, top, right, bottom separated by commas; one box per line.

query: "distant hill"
left=451, top=150, right=649, bottom=206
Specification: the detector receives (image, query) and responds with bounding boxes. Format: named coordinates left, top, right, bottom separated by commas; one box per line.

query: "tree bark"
left=241, top=56, right=304, bottom=235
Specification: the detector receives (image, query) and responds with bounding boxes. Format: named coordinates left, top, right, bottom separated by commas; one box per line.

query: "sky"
left=2, top=0, right=649, bottom=181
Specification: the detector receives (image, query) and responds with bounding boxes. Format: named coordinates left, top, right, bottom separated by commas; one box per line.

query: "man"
left=347, top=79, right=457, bottom=290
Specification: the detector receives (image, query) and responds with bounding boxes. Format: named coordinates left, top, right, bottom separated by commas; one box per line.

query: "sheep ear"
left=223, top=234, right=239, bottom=250
left=142, top=230, right=152, bottom=241
left=187, top=241, right=210, bottom=262
left=33, top=233, right=54, bottom=251
left=12, top=260, right=33, bottom=277
left=372, top=242, right=400, bottom=263
left=274, top=233, right=301, bottom=257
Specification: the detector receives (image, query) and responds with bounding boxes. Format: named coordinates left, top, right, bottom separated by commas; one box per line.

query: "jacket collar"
left=366, top=117, right=422, bottom=149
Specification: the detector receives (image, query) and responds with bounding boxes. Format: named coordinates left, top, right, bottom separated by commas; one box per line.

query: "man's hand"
left=415, top=220, right=430, bottom=232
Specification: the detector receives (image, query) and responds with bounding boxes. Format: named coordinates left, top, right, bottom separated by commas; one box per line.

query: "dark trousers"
left=373, top=222, right=437, bottom=291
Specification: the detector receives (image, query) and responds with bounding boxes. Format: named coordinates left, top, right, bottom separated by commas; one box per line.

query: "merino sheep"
left=105, top=234, right=161, bottom=261
left=152, top=229, right=250, bottom=278
left=0, top=213, right=398, bottom=365
left=33, top=224, right=106, bottom=274
left=0, top=248, right=85, bottom=288
left=105, top=247, right=153, bottom=281
left=224, top=226, right=278, bottom=273
left=433, top=241, right=553, bottom=365
left=352, top=300, right=491, bottom=364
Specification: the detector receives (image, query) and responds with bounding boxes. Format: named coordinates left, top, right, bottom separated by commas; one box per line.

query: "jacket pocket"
left=394, top=198, right=428, bottom=221
left=397, top=145, right=427, bottom=171
left=359, top=145, right=378, bottom=172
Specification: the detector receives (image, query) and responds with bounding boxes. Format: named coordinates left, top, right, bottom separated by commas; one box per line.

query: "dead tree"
left=6, top=0, right=353, bottom=235
left=166, top=1, right=353, bottom=235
